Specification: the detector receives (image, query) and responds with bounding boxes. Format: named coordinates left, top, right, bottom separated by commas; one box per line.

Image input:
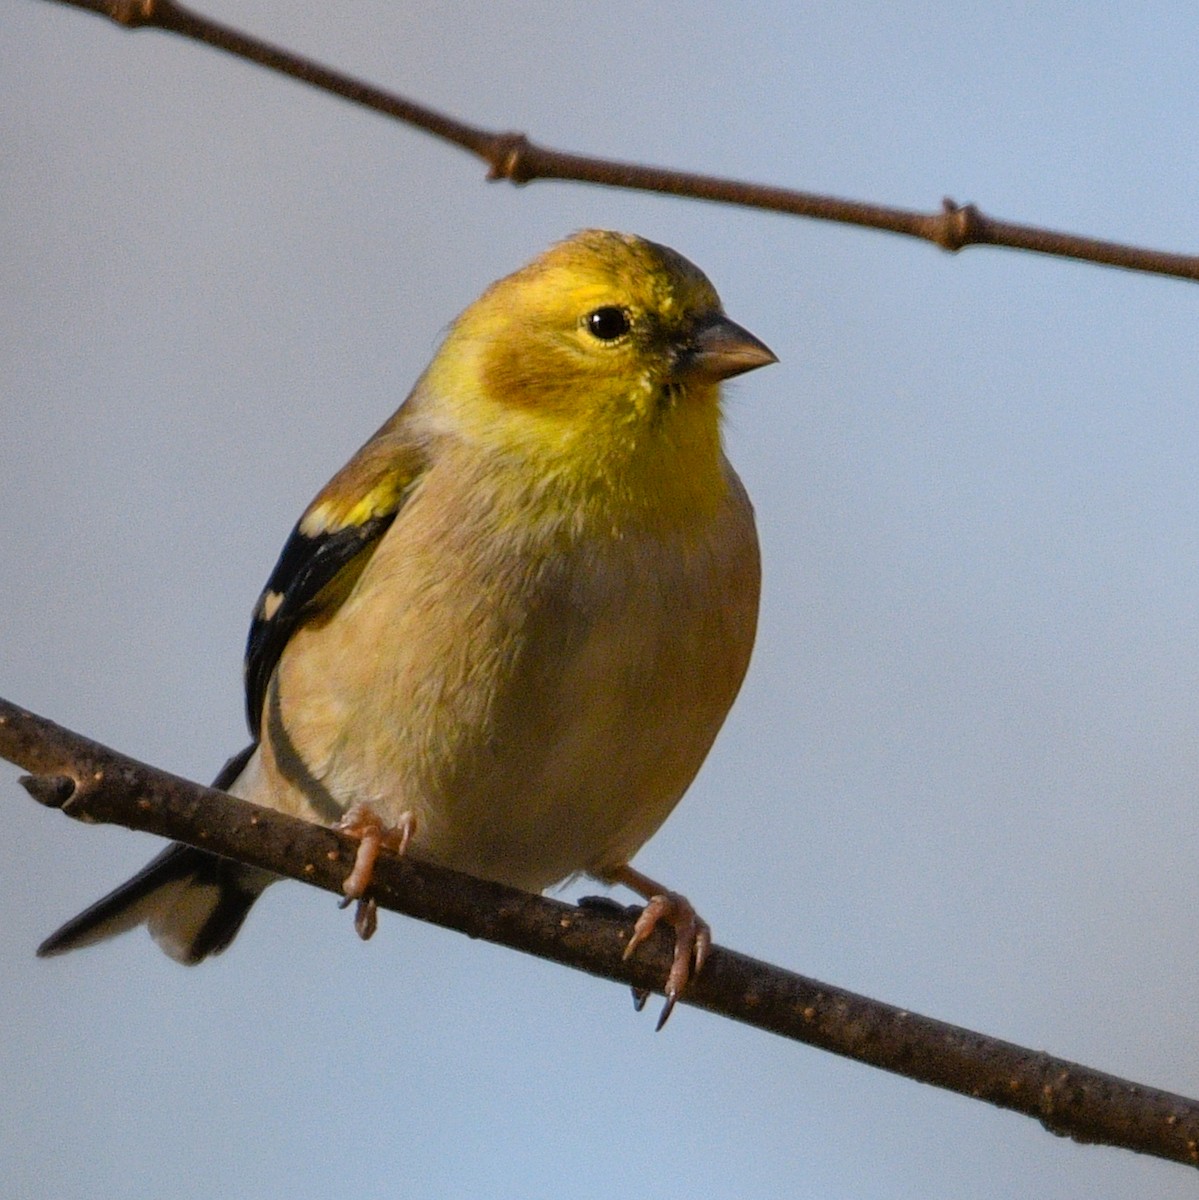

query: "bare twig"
left=3, top=693, right=1199, bottom=1170
left=39, top=0, right=1199, bottom=283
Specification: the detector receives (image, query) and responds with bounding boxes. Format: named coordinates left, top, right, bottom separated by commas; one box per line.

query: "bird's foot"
left=604, top=864, right=711, bottom=1030
left=623, top=890, right=711, bottom=1030
left=335, top=804, right=417, bottom=940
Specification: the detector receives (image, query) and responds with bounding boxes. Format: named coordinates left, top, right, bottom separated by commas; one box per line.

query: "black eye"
left=585, top=306, right=631, bottom=341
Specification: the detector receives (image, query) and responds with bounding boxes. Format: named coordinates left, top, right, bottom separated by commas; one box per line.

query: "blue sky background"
left=4, top=4, right=1199, bottom=1197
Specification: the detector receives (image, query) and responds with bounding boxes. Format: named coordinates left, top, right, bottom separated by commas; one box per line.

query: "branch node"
left=107, top=0, right=161, bottom=27
left=19, top=773, right=77, bottom=809
left=486, top=132, right=534, bottom=185
left=933, top=197, right=983, bottom=252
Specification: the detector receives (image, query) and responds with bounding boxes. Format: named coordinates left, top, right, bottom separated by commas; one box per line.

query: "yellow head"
left=423, top=230, right=776, bottom=526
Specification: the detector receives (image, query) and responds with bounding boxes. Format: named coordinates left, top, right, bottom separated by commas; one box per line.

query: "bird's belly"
left=257, top=490, right=759, bottom=892
left=413, top=602, right=743, bottom=890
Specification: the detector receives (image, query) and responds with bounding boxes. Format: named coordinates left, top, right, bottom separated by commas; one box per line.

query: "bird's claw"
left=336, top=891, right=378, bottom=940
left=578, top=896, right=659, bottom=1014
left=352, top=895, right=378, bottom=940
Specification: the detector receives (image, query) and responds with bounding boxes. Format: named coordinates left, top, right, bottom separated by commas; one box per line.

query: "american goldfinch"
left=38, top=230, right=775, bottom=1020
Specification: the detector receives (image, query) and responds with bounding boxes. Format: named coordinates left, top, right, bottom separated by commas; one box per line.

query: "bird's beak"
left=680, top=314, right=778, bottom=383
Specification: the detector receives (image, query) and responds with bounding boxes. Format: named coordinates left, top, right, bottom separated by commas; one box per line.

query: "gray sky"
left=4, top=3, right=1199, bottom=1198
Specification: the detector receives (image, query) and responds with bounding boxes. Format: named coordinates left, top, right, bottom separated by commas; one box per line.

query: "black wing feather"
left=242, top=512, right=397, bottom=734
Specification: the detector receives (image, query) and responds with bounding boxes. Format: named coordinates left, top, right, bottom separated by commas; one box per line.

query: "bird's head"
left=423, top=231, right=776, bottom=520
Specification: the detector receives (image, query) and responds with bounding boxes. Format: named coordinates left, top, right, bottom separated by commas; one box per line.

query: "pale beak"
left=679, top=314, right=778, bottom=383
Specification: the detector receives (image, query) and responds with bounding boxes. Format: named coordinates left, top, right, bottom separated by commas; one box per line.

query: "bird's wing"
left=242, top=418, right=428, bottom=734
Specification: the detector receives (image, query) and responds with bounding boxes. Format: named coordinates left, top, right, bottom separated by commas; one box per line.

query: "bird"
left=38, top=229, right=775, bottom=1024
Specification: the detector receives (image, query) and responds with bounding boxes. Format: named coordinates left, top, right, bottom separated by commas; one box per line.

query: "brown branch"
left=3, top=694, right=1199, bottom=1170
left=39, top=0, right=1199, bottom=284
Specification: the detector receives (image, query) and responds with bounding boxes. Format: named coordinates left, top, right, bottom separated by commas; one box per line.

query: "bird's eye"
left=585, top=306, right=631, bottom=341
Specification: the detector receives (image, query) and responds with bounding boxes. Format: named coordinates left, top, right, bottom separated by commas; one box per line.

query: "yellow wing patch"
left=241, top=425, right=428, bottom=736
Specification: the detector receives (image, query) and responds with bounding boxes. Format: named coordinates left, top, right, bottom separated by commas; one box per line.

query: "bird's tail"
left=37, top=745, right=274, bottom=964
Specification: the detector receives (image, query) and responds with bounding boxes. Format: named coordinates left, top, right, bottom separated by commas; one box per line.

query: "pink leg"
left=335, top=804, right=418, bottom=941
